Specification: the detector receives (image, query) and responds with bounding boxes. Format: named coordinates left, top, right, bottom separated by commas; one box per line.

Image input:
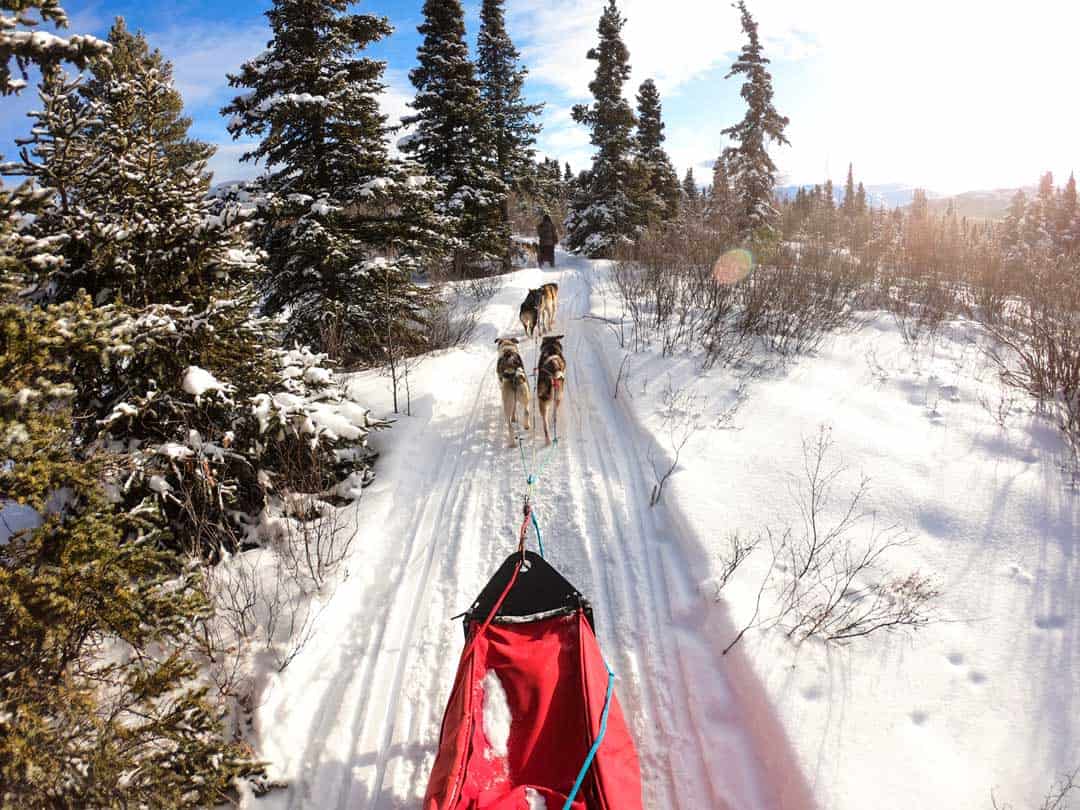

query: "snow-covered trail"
left=250, top=251, right=813, bottom=810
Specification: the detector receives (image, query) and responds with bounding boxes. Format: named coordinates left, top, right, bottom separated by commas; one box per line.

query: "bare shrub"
left=722, top=426, right=940, bottom=652
left=992, top=767, right=1080, bottom=810
left=647, top=378, right=728, bottom=507
left=465, top=272, right=504, bottom=302
left=200, top=547, right=328, bottom=676
left=737, top=243, right=862, bottom=357
left=275, top=497, right=359, bottom=591
left=713, top=531, right=762, bottom=593
left=980, top=262, right=1080, bottom=463
left=774, top=427, right=940, bottom=644
left=426, top=285, right=483, bottom=351
left=611, top=224, right=744, bottom=360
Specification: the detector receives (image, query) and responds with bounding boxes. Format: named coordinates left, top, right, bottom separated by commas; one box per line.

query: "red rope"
left=459, top=557, right=522, bottom=667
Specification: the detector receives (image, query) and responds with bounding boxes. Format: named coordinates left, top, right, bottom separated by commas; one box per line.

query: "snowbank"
left=586, top=266, right=1080, bottom=809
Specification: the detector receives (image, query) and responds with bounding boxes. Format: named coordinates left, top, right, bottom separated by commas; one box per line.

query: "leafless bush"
left=978, top=375, right=1023, bottom=429
left=611, top=224, right=863, bottom=367
left=737, top=244, right=862, bottom=357
left=275, top=498, right=358, bottom=591
left=992, top=767, right=1080, bottom=810
left=712, top=531, right=762, bottom=593
left=647, top=378, right=715, bottom=507
left=465, top=273, right=504, bottom=302
left=613, top=352, right=633, bottom=399
left=722, top=426, right=940, bottom=652
left=981, top=279, right=1080, bottom=463
left=426, top=285, right=483, bottom=351
left=774, top=427, right=940, bottom=644
left=200, top=548, right=327, bottom=676
left=611, top=224, right=745, bottom=360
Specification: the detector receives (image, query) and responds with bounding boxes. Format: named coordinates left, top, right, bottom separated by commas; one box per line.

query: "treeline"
left=0, top=0, right=550, bottom=804
left=621, top=156, right=1080, bottom=461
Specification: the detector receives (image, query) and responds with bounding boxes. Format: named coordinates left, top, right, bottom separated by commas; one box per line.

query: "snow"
left=481, top=670, right=512, bottom=760
left=235, top=249, right=1078, bottom=810
left=524, top=787, right=548, bottom=810
left=181, top=366, right=231, bottom=400
left=147, top=475, right=173, bottom=494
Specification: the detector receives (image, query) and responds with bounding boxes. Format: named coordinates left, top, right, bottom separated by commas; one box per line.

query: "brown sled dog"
left=537, top=283, right=559, bottom=333
left=495, top=338, right=531, bottom=447
left=536, top=334, right=566, bottom=445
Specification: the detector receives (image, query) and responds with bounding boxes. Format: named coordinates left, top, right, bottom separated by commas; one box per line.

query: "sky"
left=2, top=0, right=1078, bottom=194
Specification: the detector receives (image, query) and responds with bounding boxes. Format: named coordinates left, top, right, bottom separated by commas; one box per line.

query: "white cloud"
left=151, top=23, right=270, bottom=108
left=380, top=68, right=414, bottom=129
left=508, top=0, right=819, bottom=100
left=206, top=142, right=261, bottom=185
left=512, top=0, right=1080, bottom=191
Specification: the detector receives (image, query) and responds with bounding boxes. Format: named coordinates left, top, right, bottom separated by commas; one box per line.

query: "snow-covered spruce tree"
left=0, top=298, right=262, bottom=807
left=404, top=0, right=506, bottom=275
left=224, top=0, right=446, bottom=358
left=720, top=0, right=789, bottom=243
left=682, top=167, right=699, bottom=201
left=705, top=152, right=736, bottom=236
left=633, top=78, right=680, bottom=224
left=6, top=23, right=390, bottom=563
left=0, top=7, right=260, bottom=804
left=82, top=17, right=213, bottom=170
left=565, top=0, right=639, bottom=257
left=5, top=56, right=231, bottom=306
left=0, top=0, right=107, bottom=94
left=477, top=0, right=542, bottom=266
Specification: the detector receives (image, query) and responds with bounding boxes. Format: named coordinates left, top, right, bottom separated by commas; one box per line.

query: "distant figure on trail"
left=537, top=213, right=558, bottom=267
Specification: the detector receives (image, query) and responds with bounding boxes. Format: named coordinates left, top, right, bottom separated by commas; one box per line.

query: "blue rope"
left=530, top=507, right=545, bottom=558
left=562, top=660, right=615, bottom=810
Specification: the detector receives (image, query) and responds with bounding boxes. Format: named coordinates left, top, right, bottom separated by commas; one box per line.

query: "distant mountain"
left=777, top=182, right=1028, bottom=221
left=776, top=182, right=944, bottom=209
left=925, top=187, right=1032, bottom=221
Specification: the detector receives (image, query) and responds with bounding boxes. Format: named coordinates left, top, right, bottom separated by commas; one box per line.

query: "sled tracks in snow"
left=265, top=258, right=809, bottom=810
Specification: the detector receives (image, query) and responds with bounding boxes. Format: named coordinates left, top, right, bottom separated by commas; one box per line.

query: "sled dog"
left=536, top=334, right=566, bottom=446
left=520, top=289, right=541, bottom=337
left=538, top=283, right=559, bottom=333
left=495, top=338, right=531, bottom=447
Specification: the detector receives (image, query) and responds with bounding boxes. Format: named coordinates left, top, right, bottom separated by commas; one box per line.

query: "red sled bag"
left=423, top=552, right=643, bottom=810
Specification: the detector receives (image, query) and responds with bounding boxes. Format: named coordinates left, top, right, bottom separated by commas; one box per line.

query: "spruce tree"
left=633, top=78, right=680, bottom=224
left=477, top=0, right=542, bottom=265
left=855, top=181, right=868, bottom=216
left=9, top=55, right=230, bottom=306
left=1059, top=172, right=1078, bottom=253
left=842, top=162, right=856, bottom=216
left=224, top=0, right=445, bottom=357
left=83, top=18, right=212, bottom=170
left=0, top=4, right=259, bottom=802
left=720, top=0, right=790, bottom=241
left=565, top=0, right=638, bottom=257
left=705, top=153, right=736, bottom=234
left=682, top=167, right=699, bottom=201
left=0, top=0, right=107, bottom=94
left=404, top=0, right=506, bottom=274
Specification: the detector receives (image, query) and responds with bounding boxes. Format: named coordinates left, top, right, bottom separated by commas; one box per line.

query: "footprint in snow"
left=1006, top=564, right=1034, bottom=584
left=968, top=671, right=988, bottom=685
left=1034, top=615, right=1067, bottom=630
left=910, top=711, right=929, bottom=726
left=947, top=652, right=964, bottom=666
left=801, top=685, right=823, bottom=702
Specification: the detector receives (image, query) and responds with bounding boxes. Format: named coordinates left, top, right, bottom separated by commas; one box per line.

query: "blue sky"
left=3, top=0, right=1078, bottom=194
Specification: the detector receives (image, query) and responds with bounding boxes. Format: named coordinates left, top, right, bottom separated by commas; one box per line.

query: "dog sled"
left=423, top=551, right=643, bottom=810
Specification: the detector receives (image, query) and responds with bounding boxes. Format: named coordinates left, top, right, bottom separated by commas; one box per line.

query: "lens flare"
left=712, top=248, right=755, bottom=285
